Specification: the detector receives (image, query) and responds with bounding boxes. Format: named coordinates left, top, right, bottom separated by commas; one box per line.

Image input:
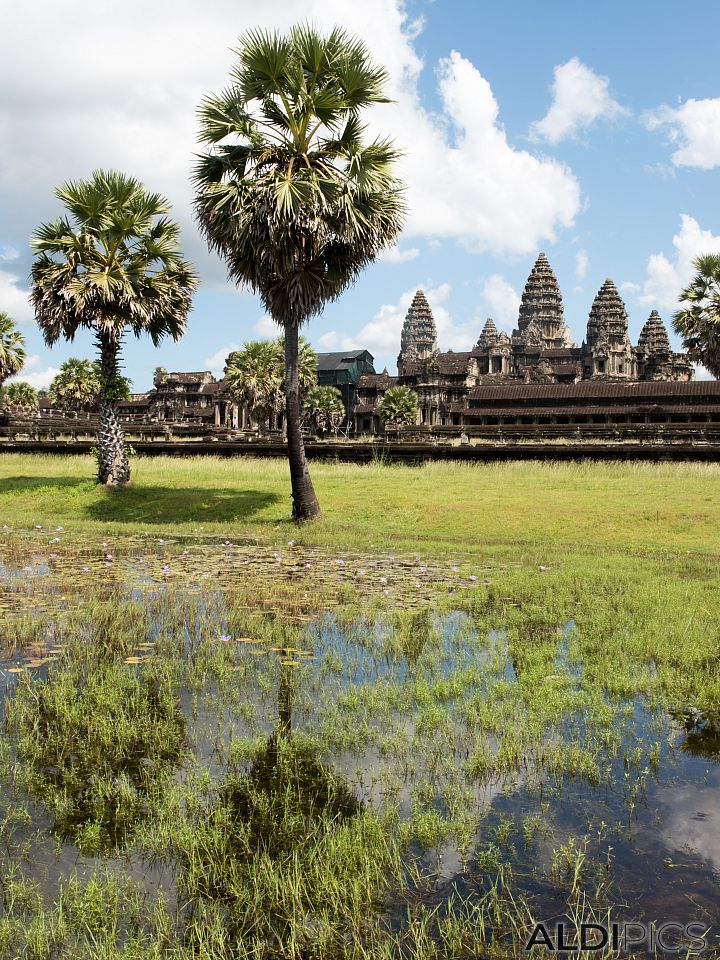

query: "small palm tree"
left=0, top=312, right=26, bottom=386
left=304, top=385, right=345, bottom=436
left=674, top=254, right=720, bottom=378
left=379, top=386, right=418, bottom=426
left=3, top=381, right=37, bottom=413
left=225, top=336, right=317, bottom=431
left=31, top=170, right=198, bottom=485
left=48, top=358, right=102, bottom=413
left=194, top=24, right=405, bottom=520
left=225, top=339, right=284, bottom=431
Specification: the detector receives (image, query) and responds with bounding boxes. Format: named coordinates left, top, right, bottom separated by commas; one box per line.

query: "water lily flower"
left=106, top=554, right=113, bottom=560
left=379, top=576, right=388, bottom=584
left=219, top=634, right=231, bottom=642
left=50, top=537, right=60, bottom=544
left=56, top=526, right=64, bottom=532
left=288, top=540, right=296, bottom=546
left=162, top=565, right=170, bottom=573
left=35, top=525, right=42, bottom=529
left=335, top=559, right=345, bottom=565
left=451, top=567, right=460, bottom=573
left=469, top=575, right=478, bottom=582
left=82, top=566, right=90, bottom=572
left=358, top=569, right=367, bottom=576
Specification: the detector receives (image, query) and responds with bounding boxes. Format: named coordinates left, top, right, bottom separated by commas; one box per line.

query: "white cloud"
left=694, top=364, right=715, bottom=381
left=384, top=50, right=581, bottom=253
left=6, top=355, right=60, bottom=390
left=647, top=98, right=720, bottom=169
left=204, top=344, right=240, bottom=377
left=530, top=58, right=627, bottom=144
left=377, top=245, right=421, bottom=263
left=635, top=215, right=720, bottom=311
left=575, top=249, right=589, bottom=280
left=0, top=266, right=33, bottom=322
left=252, top=315, right=278, bottom=338
left=478, top=275, right=520, bottom=331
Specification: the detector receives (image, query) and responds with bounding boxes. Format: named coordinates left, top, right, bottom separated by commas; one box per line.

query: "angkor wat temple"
left=353, top=252, right=707, bottom=435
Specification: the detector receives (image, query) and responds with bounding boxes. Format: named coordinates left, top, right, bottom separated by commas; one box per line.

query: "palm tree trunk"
left=284, top=323, right=320, bottom=521
left=97, top=332, right=130, bottom=486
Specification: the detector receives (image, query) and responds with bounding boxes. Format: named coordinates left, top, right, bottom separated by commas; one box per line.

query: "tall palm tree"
left=31, top=170, right=198, bottom=485
left=674, top=253, right=720, bottom=378
left=0, top=312, right=26, bottom=386
left=194, top=24, right=405, bottom=520
left=48, top=358, right=101, bottom=413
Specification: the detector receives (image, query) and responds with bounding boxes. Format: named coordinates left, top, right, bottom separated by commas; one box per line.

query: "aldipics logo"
left=524, top=921, right=711, bottom=954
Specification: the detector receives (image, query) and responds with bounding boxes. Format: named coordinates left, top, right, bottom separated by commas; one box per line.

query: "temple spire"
left=399, top=290, right=438, bottom=365
left=517, top=252, right=573, bottom=348
left=586, top=278, right=629, bottom=345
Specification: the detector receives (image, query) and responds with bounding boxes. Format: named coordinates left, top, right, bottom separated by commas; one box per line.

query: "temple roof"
left=469, top=380, right=718, bottom=403
left=400, top=290, right=438, bottom=358
left=518, top=252, right=564, bottom=333
left=637, top=310, right=671, bottom=357
left=587, top=279, right=629, bottom=343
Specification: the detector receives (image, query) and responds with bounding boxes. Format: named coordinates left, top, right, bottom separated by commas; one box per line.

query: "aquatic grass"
left=5, top=662, right=186, bottom=854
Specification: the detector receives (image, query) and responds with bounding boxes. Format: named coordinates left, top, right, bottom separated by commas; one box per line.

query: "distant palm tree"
left=31, top=170, right=197, bottom=485
left=194, top=24, right=405, bottom=520
left=379, top=386, right=418, bottom=426
left=0, top=312, right=26, bottom=386
left=48, top=358, right=101, bottom=413
left=3, top=381, right=37, bottom=413
left=674, top=253, right=720, bottom=378
left=304, top=385, right=345, bottom=436
left=225, top=336, right=317, bottom=431
left=225, top=339, right=283, bottom=431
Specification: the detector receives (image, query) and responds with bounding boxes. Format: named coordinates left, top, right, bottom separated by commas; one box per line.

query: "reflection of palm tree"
left=670, top=708, right=720, bottom=762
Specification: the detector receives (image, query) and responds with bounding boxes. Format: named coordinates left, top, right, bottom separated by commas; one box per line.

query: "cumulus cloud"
left=0, top=252, right=33, bottom=322
left=385, top=50, right=581, bottom=253
left=204, top=344, right=240, bottom=377
left=478, top=275, right=520, bottom=331
left=635, top=215, right=720, bottom=311
left=377, top=245, right=421, bottom=264
left=252, top=315, right=278, bottom=338
left=530, top=58, right=627, bottom=144
left=575, top=249, right=589, bottom=280
left=6, top=355, right=60, bottom=390
left=0, top=2, right=581, bottom=276
left=647, top=98, right=720, bottom=169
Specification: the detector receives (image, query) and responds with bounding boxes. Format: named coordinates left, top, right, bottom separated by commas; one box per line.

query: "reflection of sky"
left=656, top=766, right=720, bottom=873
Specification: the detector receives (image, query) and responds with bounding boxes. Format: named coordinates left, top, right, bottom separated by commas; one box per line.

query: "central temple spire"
left=398, top=289, right=438, bottom=374
left=517, top=252, right=574, bottom=348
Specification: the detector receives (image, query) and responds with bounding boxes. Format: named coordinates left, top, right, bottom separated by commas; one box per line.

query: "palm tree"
left=379, top=385, right=418, bottom=426
left=225, top=335, right=317, bottom=432
left=0, top=312, right=26, bottom=386
left=674, top=254, right=720, bottom=378
left=304, top=385, right=345, bottom=436
left=194, top=24, right=405, bottom=520
left=3, top=381, right=37, bottom=413
left=48, top=358, right=102, bottom=413
left=225, top=339, right=284, bottom=431
left=31, top=170, right=197, bottom=485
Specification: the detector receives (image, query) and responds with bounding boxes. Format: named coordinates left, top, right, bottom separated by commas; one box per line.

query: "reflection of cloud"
left=656, top=769, right=720, bottom=872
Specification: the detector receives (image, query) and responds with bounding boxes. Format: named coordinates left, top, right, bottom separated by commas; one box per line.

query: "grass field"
left=2, top=453, right=719, bottom=558
left=1, top=454, right=719, bottom=958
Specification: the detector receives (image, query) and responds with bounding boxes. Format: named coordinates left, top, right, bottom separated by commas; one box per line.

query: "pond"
left=0, top=531, right=718, bottom=958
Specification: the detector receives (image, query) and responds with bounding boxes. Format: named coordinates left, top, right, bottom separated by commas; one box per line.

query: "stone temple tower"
left=583, top=278, right=635, bottom=378
left=516, top=252, right=574, bottom=349
left=397, top=289, right=438, bottom=375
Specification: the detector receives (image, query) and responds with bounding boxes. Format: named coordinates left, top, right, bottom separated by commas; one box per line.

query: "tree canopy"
left=0, top=312, right=26, bottom=385
left=379, top=386, right=419, bottom=426
left=674, top=253, right=720, bottom=378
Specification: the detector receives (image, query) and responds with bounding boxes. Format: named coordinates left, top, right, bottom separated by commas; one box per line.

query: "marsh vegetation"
left=0, top=456, right=719, bottom=957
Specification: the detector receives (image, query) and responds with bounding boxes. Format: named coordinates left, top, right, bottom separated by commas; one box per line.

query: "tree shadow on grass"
left=86, top=486, right=282, bottom=525
left=0, top=476, right=283, bottom=525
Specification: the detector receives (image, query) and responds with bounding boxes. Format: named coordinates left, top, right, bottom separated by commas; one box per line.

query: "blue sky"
left=2, top=0, right=719, bottom=389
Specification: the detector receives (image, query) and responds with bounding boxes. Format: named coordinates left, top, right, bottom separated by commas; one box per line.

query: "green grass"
left=2, top=453, right=720, bottom=559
